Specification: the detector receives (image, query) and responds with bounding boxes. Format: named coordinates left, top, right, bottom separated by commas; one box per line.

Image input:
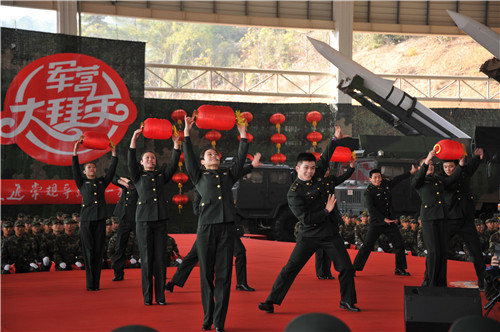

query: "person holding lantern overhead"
left=412, top=149, right=464, bottom=287
left=436, top=148, right=486, bottom=290
left=259, top=126, right=361, bottom=314
left=183, top=115, right=249, bottom=332
left=72, top=138, right=117, bottom=291
left=128, top=126, right=181, bottom=306
left=352, top=165, right=418, bottom=276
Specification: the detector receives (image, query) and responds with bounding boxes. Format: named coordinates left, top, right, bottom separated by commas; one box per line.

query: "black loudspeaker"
left=404, top=286, right=482, bottom=332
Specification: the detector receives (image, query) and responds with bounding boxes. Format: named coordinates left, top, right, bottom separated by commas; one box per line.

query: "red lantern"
left=172, top=173, right=189, bottom=189
left=270, top=113, right=286, bottom=131
left=434, top=139, right=464, bottom=160
left=238, top=133, right=253, bottom=143
left=205, top=130, right=222, bottom=147
left=330, top=146, right=353, bottom=163
left=179, top=152, right=185, bottom=164
left=176, top=131, right=185, bottom=142
left=240, top=112, right=253, bottom=123
left=81, top=132, right=110, bottom=150
left=271, top=133, right=287, bottom=145
left=271, top=153, right=287, bottom=164
left=172, top=193, right=189, bottom=214
left=142, top=118, right=173, bottom=140
left=194, top=105, right=235, bottom=130
left=306, top=111, right=322, bottom=128
left=171, top=109, right=187, bottom=126
left=306, top=132, right=323, bottom=147
left=312, top=152, right=321, bottom=161
left=246, top=154, right=254, bottom=161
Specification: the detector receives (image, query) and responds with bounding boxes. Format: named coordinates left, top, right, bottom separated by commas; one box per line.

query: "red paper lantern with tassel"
left=172, top=172, right=188, bottom=188
left=172, top=194, right=189, bottom=214
left=306, top=111, right=322, bottom=129
left=270, top=113, right=286, bottom=131
left=434, top=139, right=464, bottom=160
left=271, top=153, right=287, bottom=164
left=306, top=132, right=323, bottom=147
left=240, top=112, right=253, bottom=124
left=171, top=109, right=187, bottom=126
left=81, top=132, right=110, bottom=150
left=205, top=130, right=222, bottom=147
left=194, top=105, right=235, bottom=130
left=142, top=118, right=173, bottom=140
left=271, top=133, right=287, bottom=145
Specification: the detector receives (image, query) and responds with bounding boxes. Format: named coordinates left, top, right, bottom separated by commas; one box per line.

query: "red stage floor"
left=1, top=234, right=499, bottom=332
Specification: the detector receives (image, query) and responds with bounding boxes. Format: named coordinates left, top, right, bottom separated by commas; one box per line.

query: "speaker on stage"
left=404, top=286, right=482, bottom=332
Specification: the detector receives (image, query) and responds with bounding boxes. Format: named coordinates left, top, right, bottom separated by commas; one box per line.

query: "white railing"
left=145, top=64, right=500, bottom=103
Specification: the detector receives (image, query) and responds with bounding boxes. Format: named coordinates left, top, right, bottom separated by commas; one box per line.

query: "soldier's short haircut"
left=199, top=147, right=219, bottom=160
left=56, top=211, right=64, bottom=218
left=17, top=213, right=25, bottom=219
left=369, top=169, right=381, bottom=178
left=443, top=160, right=458, bottom=165
left=296, top=152, right=316, bottom=165
left=83, top=162, right=97, bottom=169
left=72, top=212, right=79, bottom=218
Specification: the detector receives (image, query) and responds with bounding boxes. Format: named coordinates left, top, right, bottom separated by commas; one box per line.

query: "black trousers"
left=266, top=234, right=356, bottom=305
left=197, top=222, right=235, bottom=330
left=111, top=218, right=136, bottom=278
left=136, top=220, right=167, bottom=303
left=449, top=218, right=486, bottom=287
left=80, top=219, right=106, bottom=290
left=353, top=223, right=407, bottom=271
left=171, top=236, right=248, bottom=287
left=315, top=249, right=333, bottom=278
left=421, top=219, right=449, bottom=287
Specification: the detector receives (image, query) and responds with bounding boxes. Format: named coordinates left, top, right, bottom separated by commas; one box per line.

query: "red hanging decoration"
left=142, top=118, right=173, bottom=140
left=270, top=113, right=286, bottom=132
left=172, top=194, right=189, bottom=214
left=238, top=133, right=253, bottom=143
left=240, top=111, right=253, bottom=124
left=306, top=111, right=322, bottom=129
left=306, top=132, right=323, bottom=147
left=271, top=153, right=287, bottom=164
left=81, top=132, right=110, bottom=150
left=330, top=146, right=354, bottom=163
left=194, top=105, right=235, bottom=130
left=171, top=109, right=187, bottom=126
left=312, top=152, right=321, bottom=161
left=246, top=154, right=254, bottom=161
left=172, top=172, right=189, bottom=189
left=205, top=130, right=222, bottom=148
left=271, top=133, right=287, bottom=150
left=434, top=139, right=464, bottom=160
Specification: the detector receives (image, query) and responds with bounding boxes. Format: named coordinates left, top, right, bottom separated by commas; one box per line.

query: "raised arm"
left=183, top=116, right=202, bottom=184
left=104, top=142, right=118, bottom=186
left=128, top=129, right=143, bottom=182
left=316, top=126, right=345, bottom=177
left=72, top=139, right=84, bottom=189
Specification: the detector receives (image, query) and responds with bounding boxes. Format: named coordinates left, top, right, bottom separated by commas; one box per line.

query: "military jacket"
left=340, top=223, right=356, bottom=244
left=128, top=148, right=180, bottom=222
left=72, top=155, right=118, bottom=222
left=400, top=228, right=418, bottom=252
left=355, top=223, right=368, bottom=248
left=184, top=137, right=248, bottom=225
left=365, top=172, right=411, bottom=225
left=411, top=163, right=462, bottom=222
left=287, top=138, right=343, bottom=238
left=112, top=175, right=138, bottom=222
left=54, top=232, right=83, bottom=265
left=107, top=231, right=140, bottom=260
left=1, top=234, right=35, bottom=269
left=438, top=156, right=481, bottom=220
left=39, top=232, right=58, bottom=260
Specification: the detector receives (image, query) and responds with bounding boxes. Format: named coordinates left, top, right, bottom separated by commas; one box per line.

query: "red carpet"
left=2, top=234, right=499, bottom=331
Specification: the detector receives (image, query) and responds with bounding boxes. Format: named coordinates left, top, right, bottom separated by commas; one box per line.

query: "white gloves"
left=30, top=263, right=38, bottom=269
left=138, top=259, right=141, bottom=264
left=405, top=250, right=409, bottom=255
left=4, top=265, right=10, bottom=271
left=176, top=258, right=183, bottom=264
left=424, top=250, right=428, bottom=255
left=344, top=241, right=349, bottom=246
left=59, top=262, right=67, bottom=269
left=458, top=251, right=465, bottom=255
left=43, top=257, right=50, bottom=266
left=130, top=258, right=137, bottom=264
left=377, top=247, right=383, bottom=252
left=75, top=262, right=83, bottom=268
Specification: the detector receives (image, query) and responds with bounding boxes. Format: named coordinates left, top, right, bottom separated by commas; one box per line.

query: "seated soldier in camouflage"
left=39, top=218, right=63, bottom=271
left=107, top=230, right=140, bottom=269
left=1, top=220, right=14, bottom=241
left=416, top=219, right=427, bottom=257
left=30, top=219, right=44, bottom=268
left=2, top=221, right=38, bottom=274
left=400, top=218, right=418, bottom=256
left=54, top=219, right=84, bottom=271
left=166, top=235, right=182, bottom=267
left=354, top=212, right=369, bottom=250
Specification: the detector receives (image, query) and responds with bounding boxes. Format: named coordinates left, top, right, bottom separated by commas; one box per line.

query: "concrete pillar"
left=331, top=1, right=354, bottom=105
left=57, top=0, right=77, bottom=35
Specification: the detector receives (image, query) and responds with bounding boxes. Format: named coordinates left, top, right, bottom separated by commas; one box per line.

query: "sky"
left=1, top=4, right=57, bottom=32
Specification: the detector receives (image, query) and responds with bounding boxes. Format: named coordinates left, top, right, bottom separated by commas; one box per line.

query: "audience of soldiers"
left=2, top=210, right=498, bottom=274
left=1, top=212, right=182, bottom=274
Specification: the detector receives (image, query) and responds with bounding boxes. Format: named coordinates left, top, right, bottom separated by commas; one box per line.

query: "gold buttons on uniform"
left=218, top=196, right=222, bottom=200
left=94, top=184, right=97, bottom=187
left=94, top=192, right=97, bottom=195
left=201, top=203, right=205, bottom=206
left=436, top=192, right=439, bottom=194
left=425, top=205, right=428, bottom=208
left=94, top=201, right=97, bottom=204
left=153, top=188, right=156, bottom=191
left=216, top=175, right=219, bottom=178
left=152, top=179, right=155, bottom=181
left=438, top=201, right=441, bottom=204
left=217, top=185, right=221, bottom=188
left=138, top=202, right=142, bottom=205
left=154, top=198, right=157, bottom=202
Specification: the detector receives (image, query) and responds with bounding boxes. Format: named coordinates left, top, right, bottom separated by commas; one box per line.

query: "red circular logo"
left=1, top=53, right=137, bottom=165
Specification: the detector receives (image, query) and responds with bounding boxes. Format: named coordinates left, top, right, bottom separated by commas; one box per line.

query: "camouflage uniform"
left=354, top=223, right=368, bottom=250
left=1, top=222, right=36, bottom=274
left=417, top=227, right=427, bottom=257
left=340, top=220, right=356, bottom=248
left=1, top=220, right=14, bottom=242
left=54, top=227, right=84, bottom=271
left=375, top=233, right=392, bottom=253
left=400, top=225, right=418, bottom=256
left=107, top=231, right=140, bottom=268
left=489, top=230, right=500, bottom=256
left=448, top=234, right=466, bottom=261
left=166, top=235, right=181, bottom=267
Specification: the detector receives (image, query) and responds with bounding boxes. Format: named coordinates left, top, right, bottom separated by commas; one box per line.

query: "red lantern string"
left=305, top=111, right=322, bottom=153
left=270, top=113, right=286, bottom=133
left=307, top=131, right=323, bottom=148
left=306, top=111, right=322, bottom=130
left=171, top=109, right=187, bottom=127
left=269, top=113, right=286, bottom=164
left=271, top=153, right=287, bottom=164
left=172, top=193, right=189, bottom=214
left=238, top=133, right=253, bottom=143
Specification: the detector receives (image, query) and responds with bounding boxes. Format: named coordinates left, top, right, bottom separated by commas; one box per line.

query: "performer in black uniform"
left=128, top=127, right=180, bottom=305
left=352, top=166, right=417, bottom=276
left=183, top=116, right=249, bottom=332
left=440, top=148, right=486, bottom=289
left=412, top=150, right=464, bottom=287
left=72, top=139, right=117, bottom=291
left=110, top=175, right=138, bottom=281
left=315, top=162, right=355, bottom=279
left=166, top=154, right=262, bottom=293
left=259, top=126, right=360, bottom=314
